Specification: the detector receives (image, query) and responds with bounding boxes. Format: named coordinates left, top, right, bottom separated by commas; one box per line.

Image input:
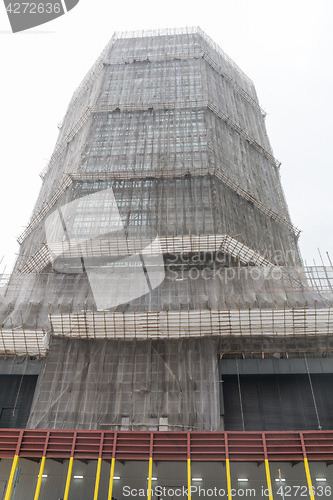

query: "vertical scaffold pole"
left=4, top=430, right=23, bottom=500
left=300, top=433, right=315, bottom=500
left=108, top=432, right=117, bottom=500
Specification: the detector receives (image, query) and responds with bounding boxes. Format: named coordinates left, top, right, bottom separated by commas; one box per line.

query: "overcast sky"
left=0, top=0, right=332, bottom=273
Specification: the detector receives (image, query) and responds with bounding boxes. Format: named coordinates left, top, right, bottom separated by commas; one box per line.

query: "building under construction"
left=0, top=27, right=333, bottom=500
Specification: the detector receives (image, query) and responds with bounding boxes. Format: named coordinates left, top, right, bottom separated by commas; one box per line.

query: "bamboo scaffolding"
left=17, top=176, right=72, bottom=244
left=0, top=328, right=48, bottom=357
left=1, top=270, right=332, bottom=356
left=48, top=306, right=333, bottom=340
left=18, top=161, right=299, bottom=246
left=18, top=234, right=273, bottom=274
left=39, top=97, right=276, bottom=181
left=104, top=52, right=265, bottom=116
left=112, top=27, right=253, bottom=87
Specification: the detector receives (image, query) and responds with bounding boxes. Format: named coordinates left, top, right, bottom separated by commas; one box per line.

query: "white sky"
left=1, top=0, right=332, bottom=273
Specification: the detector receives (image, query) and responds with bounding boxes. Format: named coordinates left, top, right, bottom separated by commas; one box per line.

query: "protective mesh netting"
left=28, top=337, right=220, bottom=431
left=3, top=29, right=330, bottom=432
left=1, top=264, right=332, bottom=331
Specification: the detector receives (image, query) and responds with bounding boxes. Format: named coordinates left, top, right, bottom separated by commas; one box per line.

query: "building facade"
left=0, top=27, right=333, bottom=500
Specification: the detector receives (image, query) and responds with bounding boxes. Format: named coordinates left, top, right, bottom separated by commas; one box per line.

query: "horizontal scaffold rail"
left=49, top=306, right=333, bottom=340
left=0, top=428, right=332, bottom=462
left=104, top=50, right=204, bottom=65
left=18, top=234, right=272, bottom=274
left=39, top=99, right=277, bottom=180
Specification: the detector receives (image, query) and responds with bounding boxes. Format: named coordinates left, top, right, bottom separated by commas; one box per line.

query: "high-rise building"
left=0, top=27, right=333, bottom=500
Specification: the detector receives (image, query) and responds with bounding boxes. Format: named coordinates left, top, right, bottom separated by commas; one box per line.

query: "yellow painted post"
left=147, top=457, right=153, bottom=500
left=107, top=457, right=116, bottom=500
left=34, top=456, right=46, bottom=500
left=226, top=459, right=232, bottom=500
left=4, top=455, right=19, bottom=500
left=63, top=456, right=74, bottom=500
left=264, top=459, right=274, bottom=500
left=304, top=458, right=315, bottom=500
left=93, top=457, right=102, bottom=500
left=187, top=458, right=191, bottom=500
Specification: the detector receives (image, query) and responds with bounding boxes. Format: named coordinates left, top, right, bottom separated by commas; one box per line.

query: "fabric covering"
left=28, top=337, right=220, bottom=431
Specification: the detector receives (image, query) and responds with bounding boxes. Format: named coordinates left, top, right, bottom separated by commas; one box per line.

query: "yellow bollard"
left=304, top=458, right=315, bottom=500
left=264, top=459, right=274, bottom=500
left=226, top=459, right=232, bottom=500
left=187, top=458, right=191, bottom=500
left=34, top=456, right=46, bottom=500
left=93, top=457, right=102, bottom=500
left=147, top=457, right=153, bottom=500
left=4, top=455, right=19, bottom=500
left=107, top=457, right=116, bottom=500
left=63, top=456, right=74, bottom=500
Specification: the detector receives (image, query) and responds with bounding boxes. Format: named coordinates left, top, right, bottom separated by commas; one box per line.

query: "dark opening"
left=222, top=373, right=333, bottom=431
left=0, top=375, right=38, bottom=428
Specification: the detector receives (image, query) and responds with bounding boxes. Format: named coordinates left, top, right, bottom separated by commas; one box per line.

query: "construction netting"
left=1, top=29, right=332, bottom=433
left=16, top=176, right=300, bottom=279
left=1, top=28, right=329, bottom=353
left=1, top=265, right=332, bottom=332
left=17, top=29, right=294, bottom=268
left=27, top=337, right=220, bottom=431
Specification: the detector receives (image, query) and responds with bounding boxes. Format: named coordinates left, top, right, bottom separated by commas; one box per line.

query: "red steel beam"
left=0, top=430, right=332, bottom=462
